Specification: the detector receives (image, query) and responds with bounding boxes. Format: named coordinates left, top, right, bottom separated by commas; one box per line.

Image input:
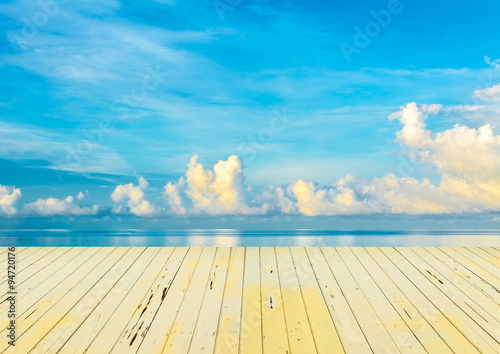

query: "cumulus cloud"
left=111, top=176, right=160, bottom=216
left=23, top=194, right=100, bottom=216
left=164, top=155, right=265, bottom=215
left=0, top=184, right=22, bottom=215
left=473, top=84, right=500, bottom=103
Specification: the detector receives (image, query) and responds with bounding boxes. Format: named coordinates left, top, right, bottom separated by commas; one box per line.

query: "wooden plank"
left=467, top=247, right=500, bottom=266
left=351, top=247, right=453, bottom=353
left=274, top=247, right=316, bottom=353
left=111, top=247, right=200, bottom=353
left=83, top=247, right=178, bottom=353
left=397, top=248, right=500, bottom=337
left=321, top=247, right=399, bottom=353
left=0, top=247, right=65, bottom=296
left=479, top=247, right=500, bottom=261
left=381, top=247, right=499, bottom=353
left=409, top=248, right=500, bottom=321
left=0, top=247, right=123, bottom=353
left=451, top=247, right=500, bottom=278
left=0, top=247, right=43, bottom=283
left=47, top=248, right=161, bottom=352
left=438, top=248, right=500, bottom=292
left=214, top=247, right=245, bottom=354
left=289, top=247, right=343, bottom=354
left=239, top=247, right=262, bottom=354
left=260, top=247, right=289, bottom=353
left=189, top=247, right=231, bottom=353
left=425, top=247, right=500, bottom=303
left=305, top=247, right=370, bottom=352
left=4, top=248, right=140, bottom=353
left=0, top=247, right=95, bottom=324
left=132, top=247, right=206, bottom=353
left=155, top=247, right=218, bottom=353
left=337, top=247, right=426, bottom=352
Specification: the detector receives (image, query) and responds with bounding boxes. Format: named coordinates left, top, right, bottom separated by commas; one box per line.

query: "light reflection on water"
left=0, top=229, right=498, bottom=247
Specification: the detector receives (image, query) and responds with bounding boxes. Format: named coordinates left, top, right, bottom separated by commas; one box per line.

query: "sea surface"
left=0, top=229, right=499, bottom=247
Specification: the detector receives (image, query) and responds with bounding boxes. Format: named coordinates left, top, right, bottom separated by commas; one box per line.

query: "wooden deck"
left=1, top=247, right=499, bottom=353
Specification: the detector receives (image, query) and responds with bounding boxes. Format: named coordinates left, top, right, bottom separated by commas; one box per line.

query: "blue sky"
left=0, top=0, right=499, bottom=228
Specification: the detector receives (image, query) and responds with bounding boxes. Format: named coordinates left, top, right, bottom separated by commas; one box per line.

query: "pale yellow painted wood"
left=84, top=247, right=178, bottom=353
left=438, top=248, right=500, bottom=293
left=467, top=247, right=500, bottom=267
left=425, top=247, right=500, bottom=303
left=260, top=247, right=289, bottom=353
left=0, top=247, right=123, bottom=353
left=46, top=248, right=160, bottom=353
left=111, top=247, right=199, bottom=353
left=214, top=247, right=245, bottom=354
left=5, top=248, right=140, bottom=353
left=274, top=247, right=316, bottom=353
left=132, top=247, right=205, bottom=353
left=239, top=247, right=262, bottom=354
left=337, top=247, right=426, bottom=353
left=351, top=247, right=453, bottom=353
left=321, top=247, right=399, bottom=353
left=0, top=247, right=42, bottom=282
left=479, top=247, right=500, bottom=261
left=189, top=247, right=231, bottom=353
left=409, top=247, right=500, bottom=323
left=305, top=247, right=370, bottom=352
left=0, top=247, right=94, bottom=323
left=398, top=248, right=500, bottom=338
left=161, top=247, right=218, bottom=353
left=451, top=247, right=500, bottom=279
left=381, top=247, right=499, bottom=353
left=364, top=247, right=479, bottom=353
left=0, top=247, right=63, bottom=295
left=0, top=247, right=74, bottom=313
left=289, top=247, right=344, bottom=354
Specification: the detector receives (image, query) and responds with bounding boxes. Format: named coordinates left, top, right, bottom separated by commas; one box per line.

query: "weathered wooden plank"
left=2, top=247, right=130, bottom=353
left=479, top=247, right=500, bottom=261
left=289, top=247, right=344, bottom=354
left=351, top=247, right=452, bottom=353
left=451, top=247, right=500, bottom=279
left=260, top=247, right=289, bottom=353
left=306, top=247, right=370, bottom=352
left=409, top=247, right=500, bottom=322
left=160, top=247, right=218, bottom=353
left=321, top=247, right=399, bottom=353
left=337, top=247, right=426, bottom=352
left=112, top=247, right=201, bottom=353
left=425, top=247, right=500, bottom=303
left=189, top=247, right=231, bottom=353
left=381, top=247, right=499, bottom=353
left=239, top=247, right=262, bottom=354
left=274, top=247, right=316, bottom=353
left=33, top=248, right=158, bottom=353
left=467, top=247, right=500, bottom=266
left=439, top=248, right=500, bottom=292
left=364, top=247, right=479, bottom=353
left=214, top=247, right=245, bottom=354
left=84, top=247, right=178, bottom=353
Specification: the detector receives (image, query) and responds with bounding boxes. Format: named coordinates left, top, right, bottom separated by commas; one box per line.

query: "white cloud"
left=111, top=176, right=160, bottom=217
left=0, top=184, right=22, bottom=215
left=473, top=83, right=500, bottom=103
left=23, top=194, right=99, bottom=216
left=77, top=191, right=85, bottom=200
left=164, top=154, right=265, bottom=215
left=163, top=178, right=187, bottom=215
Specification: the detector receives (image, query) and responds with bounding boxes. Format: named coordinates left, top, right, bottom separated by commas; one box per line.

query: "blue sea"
left=0, top=229, right=498, bottom=247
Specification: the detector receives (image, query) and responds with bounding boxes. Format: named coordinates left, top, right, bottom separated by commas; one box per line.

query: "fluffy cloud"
left=474, top=84, right=500, bottom=103
left=0, top=184, right=22, bottom=215
left=164, top=155, right=265, bottom=215
left=23, top=193, right=99, bottom=216
left=111, top=177, right=160, bottom=217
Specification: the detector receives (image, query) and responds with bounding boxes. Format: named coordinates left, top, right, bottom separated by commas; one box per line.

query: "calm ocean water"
left=0, top=229, right=498, bottom=247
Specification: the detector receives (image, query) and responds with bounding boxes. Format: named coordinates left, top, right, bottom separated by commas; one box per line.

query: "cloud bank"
left=111, top=177, right=161, bottom=217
